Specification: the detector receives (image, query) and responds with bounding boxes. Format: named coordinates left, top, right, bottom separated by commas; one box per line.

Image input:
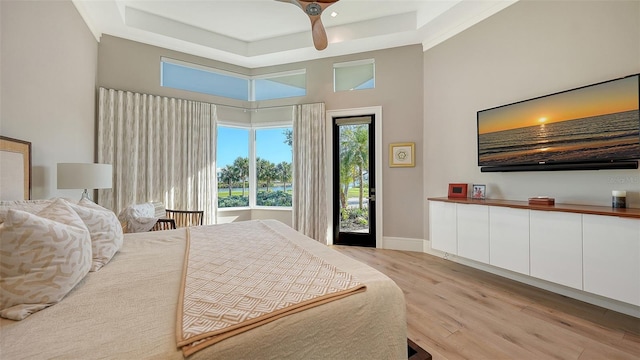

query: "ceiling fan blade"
left=279, top=0, right=339, bottom=50
left=310, top=17, right=328, bottom=50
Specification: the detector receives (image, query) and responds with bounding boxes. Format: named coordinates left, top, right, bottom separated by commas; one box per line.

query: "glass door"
left=332, top=115, right=376, bottom=247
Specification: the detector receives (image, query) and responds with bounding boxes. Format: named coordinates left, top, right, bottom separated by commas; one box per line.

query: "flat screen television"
left=477, top=74, right=640, bottom=172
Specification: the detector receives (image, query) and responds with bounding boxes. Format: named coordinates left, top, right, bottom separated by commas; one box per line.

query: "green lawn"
left=217, top=187, right=367, bottom=198
left=217, top=188, right=293, bottom=198
left=217, top=190, right=247, bottom=198
left=347, top=187, right=369, bottom=198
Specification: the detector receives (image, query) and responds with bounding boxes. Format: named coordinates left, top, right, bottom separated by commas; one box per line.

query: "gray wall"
left=98, top=37, right=424, bottom=240
left=423, top=0, right=640, bottom=241
left=1, top=0, right=98, bottom=200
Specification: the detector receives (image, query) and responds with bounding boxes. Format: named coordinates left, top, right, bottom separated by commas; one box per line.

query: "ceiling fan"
left=278, top=0, right=340, bottom=50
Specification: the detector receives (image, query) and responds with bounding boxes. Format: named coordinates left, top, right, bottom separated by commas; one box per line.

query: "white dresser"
left=428, top=198, right=640, bottom=307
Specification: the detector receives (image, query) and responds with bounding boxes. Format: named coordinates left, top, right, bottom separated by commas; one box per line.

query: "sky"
left=478, top=75, right=639, bottom=134
left=217, top=127, right=292, bottom=169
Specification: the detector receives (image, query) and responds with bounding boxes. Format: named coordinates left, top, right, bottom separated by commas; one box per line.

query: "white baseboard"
left=382, top=236, right=425, bottom=252
left=421, top=240, right=640, bottom=319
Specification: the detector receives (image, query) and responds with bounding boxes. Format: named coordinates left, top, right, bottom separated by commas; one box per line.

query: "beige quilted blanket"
left=176, top=220, right=366, bottom=356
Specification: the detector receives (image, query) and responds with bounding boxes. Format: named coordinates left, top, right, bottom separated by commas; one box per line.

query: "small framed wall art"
left=448, top=183, right=468, bottom=198
left=472, top=184, right=486, bottom=199
left=389, top=142, right=415, bottom=167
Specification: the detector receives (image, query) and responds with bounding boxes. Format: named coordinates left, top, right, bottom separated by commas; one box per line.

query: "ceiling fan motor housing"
left=305, top=3, right=322, bottom=16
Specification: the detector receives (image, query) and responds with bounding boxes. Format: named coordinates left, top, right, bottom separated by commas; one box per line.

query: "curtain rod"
left=98, top=87, right=322, bottom=112
left=215, top=102, right=324, bottom=112
left=215, top=103, right=295, bottom=112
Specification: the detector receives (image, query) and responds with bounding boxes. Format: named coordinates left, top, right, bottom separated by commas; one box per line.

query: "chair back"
left=166, top=209, right=204, bottom=228
left=151, top=218, right=176, bottom=231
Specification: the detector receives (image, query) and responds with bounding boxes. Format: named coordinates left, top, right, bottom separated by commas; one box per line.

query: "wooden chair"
left=165, top=209, right=204, bottom=228
left=150, top=218, right=176, bottom=231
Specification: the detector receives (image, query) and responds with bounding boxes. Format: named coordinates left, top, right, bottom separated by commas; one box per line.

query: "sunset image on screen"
left=478, top=76, right=638, bottom=135
left=477, top=75, right=640, bottom=166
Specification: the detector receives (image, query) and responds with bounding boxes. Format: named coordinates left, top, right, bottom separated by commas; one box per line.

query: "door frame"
left=326, top=106, right=383, bottom=247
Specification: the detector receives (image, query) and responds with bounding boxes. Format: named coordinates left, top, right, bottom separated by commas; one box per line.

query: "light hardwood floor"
left=333, top=246, right=640, bottom=360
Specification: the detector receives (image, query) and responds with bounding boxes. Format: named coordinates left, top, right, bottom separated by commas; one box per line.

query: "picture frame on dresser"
left=472, top=184, right=486, bottom=199
left=448, top=183, right=468, bottom=198
left=0, top=136, right=31, bottom=200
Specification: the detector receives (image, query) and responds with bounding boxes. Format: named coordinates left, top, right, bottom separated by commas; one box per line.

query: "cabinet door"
left=490, top=207, right=530, bottom=275
left=583, top=215, right=640, bottom=306
left=457, top=204, right=489, bottom=263
left=530, top=210, right=583, bottom=290
left=429, top=201, right=457, bottom=254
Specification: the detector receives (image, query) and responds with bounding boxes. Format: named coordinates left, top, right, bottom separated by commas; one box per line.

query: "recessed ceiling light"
left=330, top=11, right=338, bottom=17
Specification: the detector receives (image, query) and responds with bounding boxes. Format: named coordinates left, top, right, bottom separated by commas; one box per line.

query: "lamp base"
left=80, top=189, right=92, bottom=202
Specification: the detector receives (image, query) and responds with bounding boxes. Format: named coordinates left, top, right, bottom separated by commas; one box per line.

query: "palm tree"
left=264, top=163, right=277, bottom=192
left=219, top=165, right=239, bottom=196
left=340, top=125, right=369, bottom=209
left=232, top=157, right=249, bottom=196
left=352, top=126, right=369, bottom=209
left=276, top=161, right=292, bottom=191
left=257, top=158, right=277, bottom=192
left=339, top=128, right=356, bottom=209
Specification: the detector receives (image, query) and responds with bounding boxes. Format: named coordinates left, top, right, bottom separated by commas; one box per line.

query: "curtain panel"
left=292, top=103, right=328, bottom=243
left=97, top=88, right=217, bottom=225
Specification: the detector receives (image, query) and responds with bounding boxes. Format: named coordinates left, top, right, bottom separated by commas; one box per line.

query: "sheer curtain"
left=292, top=103, right=328, bottom=243
left=97, top=87, right=217, bottom=225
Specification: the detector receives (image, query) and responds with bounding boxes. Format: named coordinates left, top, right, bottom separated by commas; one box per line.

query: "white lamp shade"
left=57, top=163, right=112, bottom=190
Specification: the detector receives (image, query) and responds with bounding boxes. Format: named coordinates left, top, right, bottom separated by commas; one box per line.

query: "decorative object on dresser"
left=57, top=163, right=112, bottom=201
left=447, top=183, right=468, bottom=198
left=612, top=190, right=627, bottom=208
left=472, top=184, right=486, bottom=199
left=0, top=136, right=31, bottom=201
left=528, top=196, right=555, bottom=206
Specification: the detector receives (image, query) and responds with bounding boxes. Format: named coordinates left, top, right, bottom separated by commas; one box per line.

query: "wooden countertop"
left=428, top=197, right=640, bottom=219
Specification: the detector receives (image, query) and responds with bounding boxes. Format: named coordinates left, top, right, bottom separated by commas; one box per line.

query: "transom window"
left=333, top=59, right=375, bottom=92
left=161, top=58, right=306, bottom=101
left=254, top=70, right=306, bottom=101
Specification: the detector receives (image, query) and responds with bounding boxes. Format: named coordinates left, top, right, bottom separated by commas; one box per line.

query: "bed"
left=0, top=198, right=407, bottom=359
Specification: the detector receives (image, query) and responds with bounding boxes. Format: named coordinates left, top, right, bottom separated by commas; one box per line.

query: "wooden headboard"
left=0, top=136, right=31, bottom=200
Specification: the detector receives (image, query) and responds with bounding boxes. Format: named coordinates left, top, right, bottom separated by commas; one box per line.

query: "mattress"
left=0, top=220, right=407, bottom=359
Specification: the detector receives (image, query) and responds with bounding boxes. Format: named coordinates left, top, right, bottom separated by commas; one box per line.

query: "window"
left=161, top=58, right=250, bottom=101
left=254, top=70, right=306, bottom=101
left=255, top=127, right=293, bottom=207
left=161, top=58, right=305, bottom=101
left=333, top=59, right=375, bottom=92
left=216, top=125, right=293, bottom=209
left=217, top=126, right=250, bottom=208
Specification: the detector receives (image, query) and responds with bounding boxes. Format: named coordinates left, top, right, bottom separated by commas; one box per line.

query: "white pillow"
left=0, top=199, right=53, bottom=224
left=0, top=198, right=92, bottom=320
left=71, top=198, right=124, bottom=271
left=118, top=203, right=158, bottom=233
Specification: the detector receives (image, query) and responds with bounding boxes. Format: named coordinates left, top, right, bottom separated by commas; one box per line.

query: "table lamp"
left=57, top=163, right=112, bottom=201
